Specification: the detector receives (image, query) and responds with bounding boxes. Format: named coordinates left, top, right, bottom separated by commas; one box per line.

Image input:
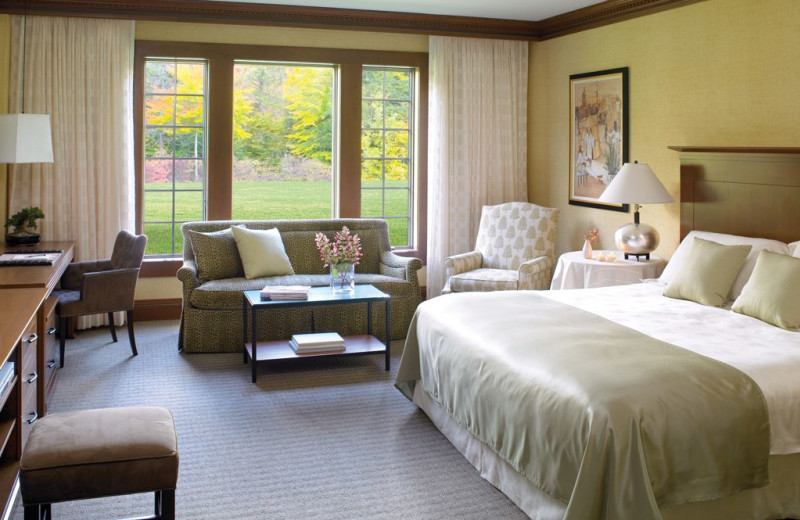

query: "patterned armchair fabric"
left=443, top=202, right=559, bottom=293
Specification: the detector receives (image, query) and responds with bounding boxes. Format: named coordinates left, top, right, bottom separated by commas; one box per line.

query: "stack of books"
left=289, top=332, right=346, bottom=354
left=0, top=362, right=15, bottom=398
left=260, top=285, right=311, bottom=301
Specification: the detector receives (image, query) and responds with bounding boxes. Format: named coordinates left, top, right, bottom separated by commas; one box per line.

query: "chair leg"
left=108, top=312, right=118, bottom=342
left=59, top=316, right=67, bottom=368
left=127, top=309, right=138, bottom=356
left=157, top=489, right=175, bottom=520
left=24, top=503, right=48, bottom=520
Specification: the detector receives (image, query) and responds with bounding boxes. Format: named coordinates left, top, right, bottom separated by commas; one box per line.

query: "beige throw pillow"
left=663, top=237, right=751, bottom=307
left=188, top=228, right=243, bottom=283
left=231, top=226, right=294, bottom=279
left=732, top=250, right=800, bottom=330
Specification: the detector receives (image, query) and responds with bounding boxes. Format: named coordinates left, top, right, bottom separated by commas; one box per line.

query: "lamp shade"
left=0, top=113, right=54, bottom=163
left=598, top=162, right=672, bottom=204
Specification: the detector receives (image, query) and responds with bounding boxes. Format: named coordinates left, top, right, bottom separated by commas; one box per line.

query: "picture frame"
left=568, top=67, right=629, bottom=212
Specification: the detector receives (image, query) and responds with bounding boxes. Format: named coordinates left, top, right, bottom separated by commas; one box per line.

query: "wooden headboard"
left=670, top=147, right=800, bottom=244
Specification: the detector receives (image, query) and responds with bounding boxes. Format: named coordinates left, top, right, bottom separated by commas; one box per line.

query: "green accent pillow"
left=663, top=237, right=751, bottom=307
left=188, top=228, right=243, bottom=284
left=231, top=226, right=295, bottom=279
left=732, top=250, right=800, bottom=330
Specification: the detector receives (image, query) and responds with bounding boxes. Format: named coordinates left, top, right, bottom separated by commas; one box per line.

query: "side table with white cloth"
left=550, top=251, right=666, bottom=290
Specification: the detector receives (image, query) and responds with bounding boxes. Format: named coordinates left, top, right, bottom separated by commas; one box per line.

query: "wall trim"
left=1, top=0, right=707, bottom=40
left=135, top=297, right=182, bottom=321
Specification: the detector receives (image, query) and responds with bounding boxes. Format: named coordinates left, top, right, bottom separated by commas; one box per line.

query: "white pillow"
left=231, top=226, right=294, bottom=279
left=790, top=241, right=800, bottom=258
left=659, top=231, right=790, bottom=301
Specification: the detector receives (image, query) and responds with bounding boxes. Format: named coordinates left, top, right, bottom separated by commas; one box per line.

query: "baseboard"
left=134, top=298, right=182, bottom=321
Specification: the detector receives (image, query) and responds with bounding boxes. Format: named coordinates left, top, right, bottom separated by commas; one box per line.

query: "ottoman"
left=20, top=406, right=179, bottom=520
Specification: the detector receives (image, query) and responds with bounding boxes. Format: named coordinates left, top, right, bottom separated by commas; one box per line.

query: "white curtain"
left=426, top=36, right=529, bottom=298
left=8, top=16, right=135, bottom=328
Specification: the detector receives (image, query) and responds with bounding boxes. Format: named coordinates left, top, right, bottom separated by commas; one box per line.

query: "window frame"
left=133, top=41, right=428, bottom=276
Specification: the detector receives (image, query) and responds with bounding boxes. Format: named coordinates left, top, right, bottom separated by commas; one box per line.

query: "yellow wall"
left=529, top=0, right=800, bottom=258
left=135, top=21, right=428, bottom=51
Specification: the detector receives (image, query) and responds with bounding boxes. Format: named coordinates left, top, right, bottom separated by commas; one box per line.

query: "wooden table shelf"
left=243, top=285, right=391, bottom=383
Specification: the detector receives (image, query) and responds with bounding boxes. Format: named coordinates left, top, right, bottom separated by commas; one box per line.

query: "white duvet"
left=542, top=281, right=800, bottom=455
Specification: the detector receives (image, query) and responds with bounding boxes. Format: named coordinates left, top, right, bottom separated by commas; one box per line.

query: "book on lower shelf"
left=260, top=285, right=312, bottom=301
left=0, top=361, right=15, bottom=398
left=290, top=332, right=346, bottom=354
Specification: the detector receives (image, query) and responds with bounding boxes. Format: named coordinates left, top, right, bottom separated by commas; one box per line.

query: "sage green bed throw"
left=395, top=291, right=770, bottom=520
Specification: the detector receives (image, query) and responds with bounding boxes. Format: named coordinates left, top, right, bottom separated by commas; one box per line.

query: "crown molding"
left=537, top=0, right=706, bottom=39
left=0, top=0, right=706, bottom=40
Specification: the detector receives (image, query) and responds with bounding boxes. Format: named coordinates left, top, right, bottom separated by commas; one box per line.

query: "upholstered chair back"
left=475, top=202, right=558, bottom=271
left=110, top=230, right=148, bottom=270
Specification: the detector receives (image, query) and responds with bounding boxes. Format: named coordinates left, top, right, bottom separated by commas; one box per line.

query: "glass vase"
left=330, top=262, right=355, bottom=295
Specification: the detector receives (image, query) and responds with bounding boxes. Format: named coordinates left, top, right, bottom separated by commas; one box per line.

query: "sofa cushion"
left=188, top=228, right=243, bottom=283
left=232, top=226, right=295, bottom=279
left=449, top=268, right=519, bottom=292
left=190, top=274, right=418, bottom=310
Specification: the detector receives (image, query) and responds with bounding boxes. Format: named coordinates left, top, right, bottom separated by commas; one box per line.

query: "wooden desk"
left=0, top=241, right=74, bottom=291
left=0, top=242, right=74, bottom=520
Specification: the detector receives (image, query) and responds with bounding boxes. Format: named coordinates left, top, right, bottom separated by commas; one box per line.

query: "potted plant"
left=4, top=206, right=45, bottom=245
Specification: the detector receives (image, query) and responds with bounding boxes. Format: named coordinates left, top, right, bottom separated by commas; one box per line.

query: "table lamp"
left=0, top=114, right=53, bottom=164
left=598, top=161, right=673, bottom=260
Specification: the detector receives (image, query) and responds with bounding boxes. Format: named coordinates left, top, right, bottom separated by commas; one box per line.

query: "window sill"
left=141, top=257, right=182, bottom=278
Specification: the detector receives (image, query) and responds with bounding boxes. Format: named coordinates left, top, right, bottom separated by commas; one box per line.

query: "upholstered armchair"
left=443, top=202, right=559, bottom=293
left=56, top=230, right=147, bottom=367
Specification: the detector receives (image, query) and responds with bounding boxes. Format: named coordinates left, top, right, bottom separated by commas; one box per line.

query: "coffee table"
left=242, top=284, right=391, bottom=383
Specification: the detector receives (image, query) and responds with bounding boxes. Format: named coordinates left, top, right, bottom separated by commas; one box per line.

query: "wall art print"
left=568, top=67, right=628, bottom=212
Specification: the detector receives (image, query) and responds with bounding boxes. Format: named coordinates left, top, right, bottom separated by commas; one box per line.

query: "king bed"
left=396, top=148, right=800, bottom=520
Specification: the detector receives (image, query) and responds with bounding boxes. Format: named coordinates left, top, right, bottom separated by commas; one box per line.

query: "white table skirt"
left=550, top=251, right=665, bottom=290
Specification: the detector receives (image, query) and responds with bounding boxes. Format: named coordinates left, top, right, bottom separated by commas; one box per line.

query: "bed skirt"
left=412, top=384, right=800, bottom=520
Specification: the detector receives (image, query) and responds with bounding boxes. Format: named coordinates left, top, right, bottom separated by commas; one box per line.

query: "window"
left=134, top=42, right=427, bottom=262
left=232, top=62, right=336, bottom=220
left=142, top=59, right=207, bottom=256
left=361, top=66, right=414, bottom=248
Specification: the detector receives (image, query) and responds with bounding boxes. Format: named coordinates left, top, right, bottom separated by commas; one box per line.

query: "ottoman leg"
left=24, top=503, right=48, bottom=520
left=157, top=489, right=175, bottom=520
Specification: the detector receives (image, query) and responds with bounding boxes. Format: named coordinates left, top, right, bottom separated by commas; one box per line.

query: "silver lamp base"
left=614, top=223, right=659, bottom=260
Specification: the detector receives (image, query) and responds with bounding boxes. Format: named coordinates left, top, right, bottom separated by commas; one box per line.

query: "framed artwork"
left=568, top=67, right=628, bottom=212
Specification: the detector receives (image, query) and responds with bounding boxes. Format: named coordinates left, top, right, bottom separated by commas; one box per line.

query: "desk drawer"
left=20, top=382, right=38, bottom=448
left=39, top=295, right=60, bottom=415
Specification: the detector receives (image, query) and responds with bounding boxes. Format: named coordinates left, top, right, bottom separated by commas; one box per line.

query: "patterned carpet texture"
left=15, top=320, right=527, bottom=520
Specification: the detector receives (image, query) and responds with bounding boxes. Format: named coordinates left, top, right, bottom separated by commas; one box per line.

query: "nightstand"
left=550, top=250, right=665, bottom=290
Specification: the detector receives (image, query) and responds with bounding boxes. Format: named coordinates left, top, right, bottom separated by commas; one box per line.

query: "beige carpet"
left=15, top=320, right=528, bottom=519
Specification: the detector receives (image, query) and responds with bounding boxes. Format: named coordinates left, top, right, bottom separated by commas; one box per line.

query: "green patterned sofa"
left=177, top=219, right=422, bottom=353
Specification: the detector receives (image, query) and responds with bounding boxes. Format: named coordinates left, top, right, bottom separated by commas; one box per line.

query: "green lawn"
left=144, top=180, right=410, bottom=255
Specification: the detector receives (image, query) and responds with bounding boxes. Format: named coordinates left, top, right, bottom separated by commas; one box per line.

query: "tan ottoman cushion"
left=20, top=406, right=179, bottom=505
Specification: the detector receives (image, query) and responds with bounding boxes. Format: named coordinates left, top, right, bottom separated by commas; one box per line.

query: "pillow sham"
left=732, top=250, right=800, bottom=330
left=790, top=241, right=800, bottom=258
left=663, top=237, right=751, bottom=307
left=659, top=230, right=790, bottom=300
left=231, top=226, right=295, bottom=279
left=188, top=228, right=243, bottom=283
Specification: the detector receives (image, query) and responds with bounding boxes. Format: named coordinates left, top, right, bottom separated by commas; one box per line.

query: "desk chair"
left=56, top=230, right=147, bottom=367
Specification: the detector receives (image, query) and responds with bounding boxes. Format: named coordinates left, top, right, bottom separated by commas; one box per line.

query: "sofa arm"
left=380, top=252, right=423, bottom=289
left=177, top=260, right=199, bottom=301
left=444, top=251, right=482, bottom=280
left=518, top=256, right=555, bottom=290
